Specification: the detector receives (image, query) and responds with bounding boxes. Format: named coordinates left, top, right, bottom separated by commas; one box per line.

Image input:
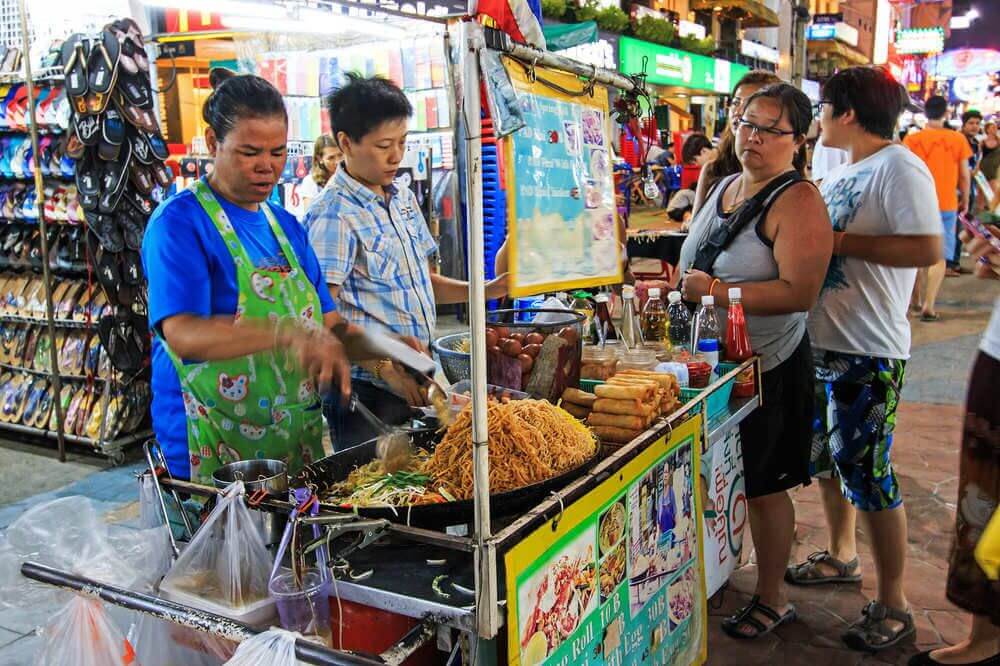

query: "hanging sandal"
left=721, top=595, right=797, bottom=640
left=842, top=601, right=916, bottom=653
left=786, top=550, right=862, bottom=585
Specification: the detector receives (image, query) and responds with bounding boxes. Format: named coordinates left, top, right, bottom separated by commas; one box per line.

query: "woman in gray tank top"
left=675, top=84, right=833, bottom=641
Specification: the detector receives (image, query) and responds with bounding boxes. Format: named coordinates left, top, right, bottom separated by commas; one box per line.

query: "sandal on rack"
left=721, top=595, right=797, bottom=640
left=842, top=601, right=915, bottom=653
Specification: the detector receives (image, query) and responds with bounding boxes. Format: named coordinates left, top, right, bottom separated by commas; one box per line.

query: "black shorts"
left=739, top=334, right=814, bottom=499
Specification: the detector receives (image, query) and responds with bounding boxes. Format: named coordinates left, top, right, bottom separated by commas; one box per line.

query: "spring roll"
left=592, top=398, right=654, bottom=416
left=591, top=425, right=643, bottom=444
left=595, top=383, right=654, bottom=401
left=587, top=412, right=646, bottom=430
left=562, top=402, right=591, bottom=420
left=618, top=370, right=680, bottom=395
left=561, top=388, right=597, bottom=408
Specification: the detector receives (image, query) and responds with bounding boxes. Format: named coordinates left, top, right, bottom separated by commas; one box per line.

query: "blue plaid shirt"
left=304, top=167, right=437, bottom=380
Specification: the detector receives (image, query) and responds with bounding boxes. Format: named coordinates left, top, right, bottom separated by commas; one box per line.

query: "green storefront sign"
left=619, top=36, right=749, bottom=94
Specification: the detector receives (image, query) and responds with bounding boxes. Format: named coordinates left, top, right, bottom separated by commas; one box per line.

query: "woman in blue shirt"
left=142, top=70, right=351, bottom=481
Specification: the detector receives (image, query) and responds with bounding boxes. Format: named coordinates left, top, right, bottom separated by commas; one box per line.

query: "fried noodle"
left=424, top=399, right=597, bottom=500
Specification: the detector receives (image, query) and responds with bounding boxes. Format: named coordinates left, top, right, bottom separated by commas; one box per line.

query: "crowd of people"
left=137, top=58, right=998, bottom=664
left=672, top=66, right=999, bottom=664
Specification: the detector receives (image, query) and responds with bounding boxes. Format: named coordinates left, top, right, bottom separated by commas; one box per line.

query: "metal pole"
left=17, top=0, right=67, bottom=463
left=459, top=18, right=501, bottom=641
left=791, top=0, right=809, bottom=88
left=502, top=38, right=639, bottom=93
left=20, top=562, right=383, bottom=666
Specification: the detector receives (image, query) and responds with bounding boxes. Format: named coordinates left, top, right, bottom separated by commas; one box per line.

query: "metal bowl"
left=212, top=459, right=288, bottom=496
left=431, top=308, right=587, bottom=386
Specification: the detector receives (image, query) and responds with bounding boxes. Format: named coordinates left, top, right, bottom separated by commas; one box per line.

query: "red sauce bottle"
left=725, top=288, right=756, bottom=398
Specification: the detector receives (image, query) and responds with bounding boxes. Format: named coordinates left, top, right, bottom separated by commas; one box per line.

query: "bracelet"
left=709, top=278, right=720, bottom=300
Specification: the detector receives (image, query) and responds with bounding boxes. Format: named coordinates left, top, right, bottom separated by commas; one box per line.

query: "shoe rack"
left=1, top=17, right=160, bottom=465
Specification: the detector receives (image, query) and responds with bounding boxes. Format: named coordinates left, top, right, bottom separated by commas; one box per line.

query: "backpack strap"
left=691, top=170, right=803, bottom=274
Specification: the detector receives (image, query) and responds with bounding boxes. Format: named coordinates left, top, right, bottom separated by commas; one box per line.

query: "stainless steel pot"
left=212, top=459, right=288, bottom=547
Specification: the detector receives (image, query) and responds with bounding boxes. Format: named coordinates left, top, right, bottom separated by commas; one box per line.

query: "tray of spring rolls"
left=559, top=369, right=682, bottom=447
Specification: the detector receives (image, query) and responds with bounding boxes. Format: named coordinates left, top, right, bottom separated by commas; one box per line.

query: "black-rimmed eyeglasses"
left=735, top=119, right=796, bottom=140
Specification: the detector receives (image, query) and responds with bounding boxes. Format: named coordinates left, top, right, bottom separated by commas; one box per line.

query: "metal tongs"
left=348, top=394, right=414, bottom=474
left=143, top=440, right=195, bottom=559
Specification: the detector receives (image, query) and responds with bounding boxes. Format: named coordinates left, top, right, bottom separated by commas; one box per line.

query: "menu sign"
left=505, top=416, right=707, bottom=666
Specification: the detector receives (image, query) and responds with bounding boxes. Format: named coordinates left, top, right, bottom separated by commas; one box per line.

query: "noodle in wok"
left=424, top=399, right=597, bottom=500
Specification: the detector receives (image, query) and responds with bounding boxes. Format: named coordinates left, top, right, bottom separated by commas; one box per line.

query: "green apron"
left=164, top=180, right=325, bottom=485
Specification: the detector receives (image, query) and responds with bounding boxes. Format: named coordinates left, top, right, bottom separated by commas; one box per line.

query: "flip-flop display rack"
left=0, top=17, right=166, bottom=464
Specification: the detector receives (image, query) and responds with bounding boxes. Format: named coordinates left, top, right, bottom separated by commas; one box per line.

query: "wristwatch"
left=373, top=358, right=392, bottom=381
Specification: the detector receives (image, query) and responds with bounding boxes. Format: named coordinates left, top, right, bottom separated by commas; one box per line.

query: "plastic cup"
left=269, top=569, right=332, bottom=644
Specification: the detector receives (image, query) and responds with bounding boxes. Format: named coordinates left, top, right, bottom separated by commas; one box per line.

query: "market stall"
left=11, top=10, right=761, bottom=666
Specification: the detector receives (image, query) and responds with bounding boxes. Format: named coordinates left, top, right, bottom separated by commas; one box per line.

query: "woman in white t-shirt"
left=911, top=224, right=1000, bottom=666
left=298, top=134, right=342, bottom=214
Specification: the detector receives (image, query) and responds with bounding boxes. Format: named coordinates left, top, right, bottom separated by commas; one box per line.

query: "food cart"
left=17, top=16, right=760, bottom=666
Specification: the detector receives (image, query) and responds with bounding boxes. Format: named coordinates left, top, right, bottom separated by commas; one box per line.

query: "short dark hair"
left=743, top=83, right=813, bottom=137
left=202, top=69, right=287, bottom=141
left=681, top=133, right=713, bottom=165
left=327, top=73, right=413, bottom=143
left=821, top=67, right=905, bottom=140
left=925, top=96, right=949, bottom=121
left=962, top=109, right=983, bottom=125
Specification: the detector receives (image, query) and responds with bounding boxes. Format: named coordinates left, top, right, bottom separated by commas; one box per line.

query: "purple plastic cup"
left=269, top=569, right=332, bottom=644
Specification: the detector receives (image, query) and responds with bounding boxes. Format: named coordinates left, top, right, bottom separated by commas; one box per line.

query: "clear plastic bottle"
left=667, top=291, right=691, bottom=353
left=641, top=288, right=668, bottom=346
left=692, top=295, right=722, bottom=358
left=620, top=285, right=642, bottom=350
left=570, top=291, right=594, bottom=342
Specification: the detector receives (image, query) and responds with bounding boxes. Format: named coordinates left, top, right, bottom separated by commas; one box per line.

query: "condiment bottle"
left=692, top=295, right=721, bottom=359
left=641, top=288, right=668, bottom=347
left=592, top=292, right=617, bottom=343
left=725, top=287, right=756, bottom=397
left=620, top=285, right=642, bottom=350
left=667, top=290, right=691, bottom=353
left=571, top=291, right=595, bottom=340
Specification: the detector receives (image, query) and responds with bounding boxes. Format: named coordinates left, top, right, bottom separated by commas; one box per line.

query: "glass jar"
left=617, top=349, right=659, bottom=372
left=581, top=346, right=619, bottom=380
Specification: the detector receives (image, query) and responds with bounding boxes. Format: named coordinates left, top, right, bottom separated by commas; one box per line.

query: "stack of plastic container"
left=481, top=116, right=506, bottom=310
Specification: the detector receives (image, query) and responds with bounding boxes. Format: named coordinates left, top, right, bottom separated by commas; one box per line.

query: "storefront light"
left=141, top=0, right=284, bottom=18
left=222, top=10, right=409, bottom=37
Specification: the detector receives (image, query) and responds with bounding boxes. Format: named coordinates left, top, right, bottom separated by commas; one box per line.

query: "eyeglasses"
left=812, top=100, right=832, bottom=118
left=736, top=119, right=796, bottom=140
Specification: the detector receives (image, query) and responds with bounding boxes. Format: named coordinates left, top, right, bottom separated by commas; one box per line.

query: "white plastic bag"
left=139, top=472, right=165, bottom=529
left=160, top=481, right=272, bottom=610
left=129, top=613, right=236, bottom=666
left=36, top=595, right=137, bottom=666
left=224, top=629, right=300, bottom=665
left=0, top=496, right=172, bottom=611
left=531, top=297, right=575, bottom=326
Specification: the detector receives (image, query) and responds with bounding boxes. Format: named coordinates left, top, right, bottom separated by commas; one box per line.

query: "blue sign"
left=807, top=24, right=836, bottom=41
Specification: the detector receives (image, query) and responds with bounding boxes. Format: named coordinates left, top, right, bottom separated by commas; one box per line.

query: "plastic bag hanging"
left=479, top=46, right=525, bottom=139
left=159, top=481, right=273, bottom=613
left=224, top=629, right=300, bottom=665
left=138, top=472, right=165, bottom=529
left=129, top=613, right=236, bottom=666
left=36, top=595, right=137, bottom=666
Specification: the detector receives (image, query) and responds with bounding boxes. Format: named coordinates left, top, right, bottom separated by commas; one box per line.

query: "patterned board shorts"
left=810, top=349, right=906, bottom=512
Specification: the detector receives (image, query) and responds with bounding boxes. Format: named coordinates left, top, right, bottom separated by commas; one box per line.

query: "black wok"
left=296, top=428, right=598, bottom=528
